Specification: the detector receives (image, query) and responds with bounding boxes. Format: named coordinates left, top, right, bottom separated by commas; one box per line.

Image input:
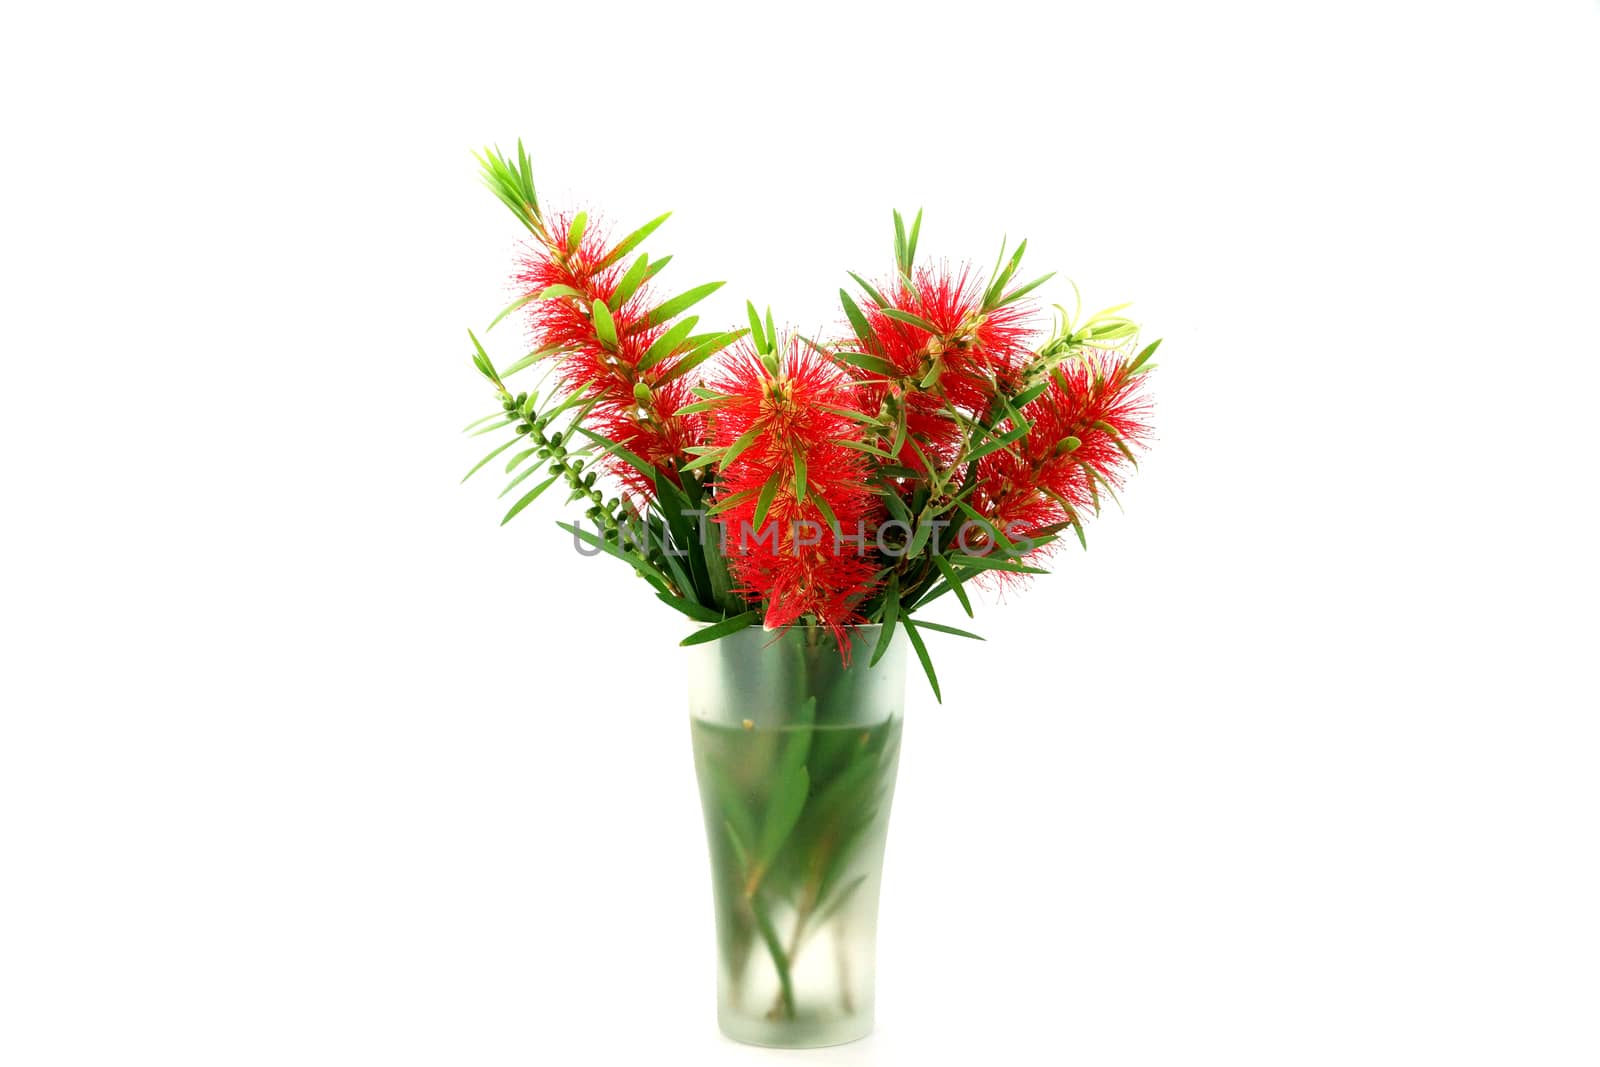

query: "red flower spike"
left=855, top=264, right=1038, bottom=414
left=708, top=338, right=884, bottom=645
left=969, top=350, right=1153, bottom=574
left=509, top=211, right=703, bottom=498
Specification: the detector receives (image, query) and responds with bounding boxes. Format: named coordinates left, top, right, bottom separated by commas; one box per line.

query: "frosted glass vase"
left=686, top=624, right=907, bottom=1048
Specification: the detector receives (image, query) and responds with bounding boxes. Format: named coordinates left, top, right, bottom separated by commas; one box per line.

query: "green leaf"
left=757, top=763, right=810, bottom=872
left=1128, top=337, right=1162, bottom=374
left=537, top=284, right=585, bottom=301
left=765, top=307, right=777, bottom=351
left=468, top=330, right=501, bottom=386
left=998, top=271, right=1055, bottom=307
left=881, top=485, right=912, bottom=525
left=468, top=418, right=515, bottom=437
left=654, top=329, right=746, bottom=385
left=947, top=554, right=1048, bottom=575
left=570, top=426, right=661, bottom=484
left=461, top=437, right=518, bottom=483
left=1011, top=381, right=1049, bottom=408
left=558, top=521, right=672, bottom=592
left=834, top=438, right=898, bottom=460
left=679, top=448, right=724, bottom=473
left=748, top=886, right=795, bottom=1018
left=931, top=554, right=974, bottom=617
left=475, top=141, right=542, bottom=233
left=636, top=315, right=699, bottom=373
left=839, top=289, right=880, bottom=353
left=905, top=208, right=923, bottom=271
left=500, top=344, right=561, bottom=378
left=500, top=473, right=561, bottom=524
left=847, top=271, right=889, bottom=309
left=903, top=619, right=942, bottom=703
left=609, top=254, right=650, bottom=310
left=633, top=281, right=725, bottom=332
left=746, top=301, right=767, bottom=353
left=593, top=211, right=671, bottom=272
left=773, top=697, right=816, bottom=795
left=955, top=500, right=1019, bottom=555
left=505, top=446, right=539, bottom=473
left=792, top=448, right=807, bottom=503
left=680, top=610, right=760, bottom=646
left=707, top=487, right=758, bottom=517
left=965, top=424, right=1030, bottom=462
left=657, top=591, right=723, bottom=623
left=833, top=349, right=899, bottom=378
left=497, top=459, right=548, bottom=498
left=566, top=211, right=587, bottom=254
left=462, top=411, right=506, bottom=433
left=905, top=508, right=933, bottom=557
left=591, top=299, right=617, bottom=348
left=870, top=572, right=900, bottom=667
left=751, top=466, right=783, bottom=532
left=810, top=492, right=841, bottom=536
left=486, top=293, right=537, bottom=332
left=878, top=307, right=940, bottom=334
left=906, top=619, right=984, bottom=640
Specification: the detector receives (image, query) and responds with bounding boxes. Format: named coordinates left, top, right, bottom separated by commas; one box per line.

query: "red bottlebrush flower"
left=509, top=210, right=705, bottom=498
left=708, top=338, right=884, bottom=644
left=967, top=349, right=1153, bottom=567
left=854, top=264, right=1039, bottom=413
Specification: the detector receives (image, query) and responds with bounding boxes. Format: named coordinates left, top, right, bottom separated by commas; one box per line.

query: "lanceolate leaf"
left=746, top=301, right=767, bottom=353
left=486, top=293, right=538, bottom=331
left=947, top=553, right=1048, bottom=576
left=558, top=521, right=673, bottom=592
left=833, top=349, right=899, bottom=378
left=498, top=460, right=550, bottom=499
left=878, top=307, right=940, bottom=335
left=609, top=254, right=650, bottom=310
left=997, top=271, right=1055, bottom=307
left=1011, top=380, right=1049, bottom=408
left=846, top=271, right=889, bottom=309
left=501, top=473, right=561, bottom=524
left=757, top=764, right=810, bottom=873
left=680, top=610, right=760, bottom=646
left=905, top=619, right=984, bottom=640
left=839, top=289, right=881, bottom=354
left=461, top=437, right=518, bottom=483
left=930, top=553, right=974, bottom=618
left=656, top=591, right=723, bottom=623
left=500, top=344, right=561, bottom=378
left=571, top=426, right=661, bottom=485
left=751, top=467, right=783, bottom=532
left=870, top=572, right=901, bottom=667
left=632, top=281, right=726, bottom=333
left=636, top=315, right=699, bottom=373
left=591, top=299, right=618, bottom=348
left=902, top=619, right=942, bottom=703
left=593, top=211, right=671, bottom=272
left=653, top=329, right=747, bottom=385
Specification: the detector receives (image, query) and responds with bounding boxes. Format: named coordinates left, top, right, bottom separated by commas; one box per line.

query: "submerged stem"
left=748, top=893, right=795, bottom=1020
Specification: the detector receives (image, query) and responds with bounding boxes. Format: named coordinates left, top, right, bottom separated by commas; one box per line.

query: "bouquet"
left=461, top=141, right=1158, bottom=699
left=458, top=141, right=1159, bottom=1047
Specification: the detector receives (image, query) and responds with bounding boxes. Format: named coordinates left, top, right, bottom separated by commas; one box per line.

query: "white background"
left=3, top=2, right=1597, bottom=1064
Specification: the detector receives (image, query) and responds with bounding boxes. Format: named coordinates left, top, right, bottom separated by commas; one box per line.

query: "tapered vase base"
left=718, top=1011, right=873, bottom=1049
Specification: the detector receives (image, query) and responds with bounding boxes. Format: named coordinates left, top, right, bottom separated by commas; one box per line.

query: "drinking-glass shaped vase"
left=686, top=624, right=907, bottom=1048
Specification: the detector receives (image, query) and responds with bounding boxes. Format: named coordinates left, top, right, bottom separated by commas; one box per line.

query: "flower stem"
left=748, top=892, right=795, bottom=1020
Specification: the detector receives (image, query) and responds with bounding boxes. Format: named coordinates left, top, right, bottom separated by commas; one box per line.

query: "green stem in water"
left=748, top=892, right=795, bottom=1020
